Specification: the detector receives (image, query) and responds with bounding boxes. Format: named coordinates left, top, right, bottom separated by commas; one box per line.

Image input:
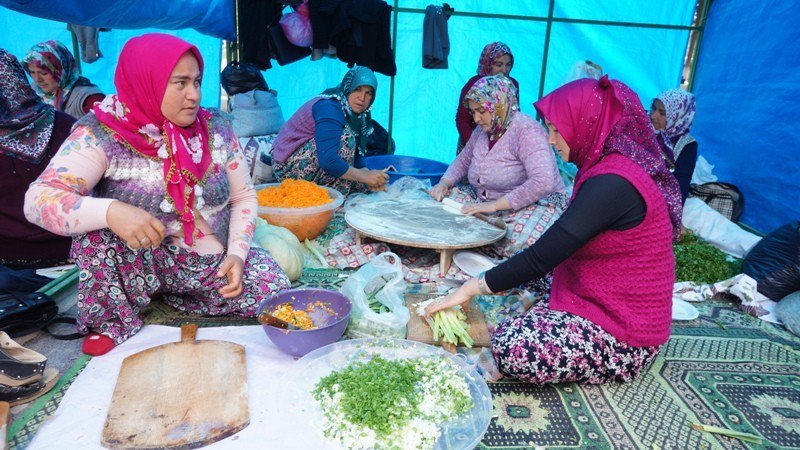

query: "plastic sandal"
left=1, top=368, right=59, bottom=407
left=0, top=331, right=46, bottom=387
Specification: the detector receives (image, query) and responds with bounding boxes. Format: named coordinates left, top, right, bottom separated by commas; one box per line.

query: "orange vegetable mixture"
left=257, top=179, right=333, bottom=208
left=270, top=302, right=317, bottom=330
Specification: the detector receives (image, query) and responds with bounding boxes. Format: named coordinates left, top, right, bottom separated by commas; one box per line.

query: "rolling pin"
left=421, top=188, right=506, bottom=230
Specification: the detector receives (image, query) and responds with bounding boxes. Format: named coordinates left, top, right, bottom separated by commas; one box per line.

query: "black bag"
left=268, top=22, right=311, bottom=66
left=742, top=221, right=800, bottom=300
left=220, top=61, right=269, bottom=96
left=0, top=292, right=57, bottom=338
left=688, top=182, right=745, bottom=222
left=0, top=291, right=81, bottom=339
left=365, top=120, right=395, bottom=157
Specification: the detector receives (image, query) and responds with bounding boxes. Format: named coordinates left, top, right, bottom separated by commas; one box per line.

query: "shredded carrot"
left=257, top=180, right=333, bottom=208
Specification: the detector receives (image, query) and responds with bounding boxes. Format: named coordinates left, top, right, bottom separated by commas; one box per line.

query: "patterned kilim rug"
left=7, top=253, right=800, bottom=449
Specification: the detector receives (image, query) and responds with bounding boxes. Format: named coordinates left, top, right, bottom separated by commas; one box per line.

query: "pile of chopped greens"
left=311, top=355, right=473, bottom=450
left=674, top=234, right=741, bottom=283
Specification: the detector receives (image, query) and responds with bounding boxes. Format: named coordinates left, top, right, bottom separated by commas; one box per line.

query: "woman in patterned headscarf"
left=0, top=49, right=75, bottom=293
left=430, top=75, right=566, bottom=258
left=22, top=40, right=104, bottom=119
left=273, top=66, right=388, bottom=195
left=427, top=76, right=680, bottom=386
left=649, top=88, right=698, bottom=203
left=454, top=42, right=520, bottom=153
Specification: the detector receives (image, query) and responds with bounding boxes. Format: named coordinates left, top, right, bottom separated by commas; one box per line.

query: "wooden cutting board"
left=405, top=294, right=491, bottom=353
left=103, top=324, right=249, bottom=449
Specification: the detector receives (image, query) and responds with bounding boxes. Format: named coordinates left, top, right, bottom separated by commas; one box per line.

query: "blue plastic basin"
left=356, top=155, right=449, bottom=185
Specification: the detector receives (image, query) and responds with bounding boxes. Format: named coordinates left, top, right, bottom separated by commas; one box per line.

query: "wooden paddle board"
left=103, top=324, right=249, bottom=449
left=405, top=294, right=491, bottom=353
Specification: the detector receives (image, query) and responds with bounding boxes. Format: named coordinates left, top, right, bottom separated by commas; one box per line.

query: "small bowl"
left=356, top=155, right=449, bottom=185
left=255, top=183, right=344, bottom=241
left=257, top=288, right=351, bottom=357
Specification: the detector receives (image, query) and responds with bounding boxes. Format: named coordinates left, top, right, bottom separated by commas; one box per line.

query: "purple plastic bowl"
left=257, top=288, right=351, bottom=357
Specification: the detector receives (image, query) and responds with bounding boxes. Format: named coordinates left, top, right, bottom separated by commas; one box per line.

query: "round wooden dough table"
left=344, top=197, right=506, bottom=274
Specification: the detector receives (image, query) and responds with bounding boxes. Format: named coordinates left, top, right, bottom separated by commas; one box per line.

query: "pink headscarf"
left=534, top=76, right=682, bottom=241
left=93, top=33, right=210, bottom=245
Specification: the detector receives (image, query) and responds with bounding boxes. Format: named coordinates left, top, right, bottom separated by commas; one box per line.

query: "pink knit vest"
left=549, top=153, right=675, bottom=347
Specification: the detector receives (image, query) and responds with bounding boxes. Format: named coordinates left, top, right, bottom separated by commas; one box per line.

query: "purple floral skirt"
left=71, top=229, right=290, bottom=344
left=491, top=294, right=660, bottom=385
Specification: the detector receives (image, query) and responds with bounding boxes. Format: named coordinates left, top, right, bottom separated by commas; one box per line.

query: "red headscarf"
left=93, top=33, right=211, bottom=245
left=534, top=76, right=682, bottom=241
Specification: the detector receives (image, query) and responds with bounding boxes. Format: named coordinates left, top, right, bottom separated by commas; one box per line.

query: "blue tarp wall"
left=0, top=12, right=222, bottom=113
left=690, top=1, right=800, bottom=233
left=9, top=1, right=798, bottom=232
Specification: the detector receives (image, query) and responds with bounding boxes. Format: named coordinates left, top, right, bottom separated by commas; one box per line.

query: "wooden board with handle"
left=405, top=294, right=491, bottom=353
left=103, top=324, right=249, bottom=449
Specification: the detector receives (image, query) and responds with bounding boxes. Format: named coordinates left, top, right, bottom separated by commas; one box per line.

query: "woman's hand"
left=429, top=182, right=451, bottom=201
left=106, top=200, right=166, bottom=249
left=424, top=278, right=481, bottom=317
left=462, top=200, right=498, bottom=215
left=360, top=168, right=389, bottom=191
left=217, top=255, right=245, bottom=298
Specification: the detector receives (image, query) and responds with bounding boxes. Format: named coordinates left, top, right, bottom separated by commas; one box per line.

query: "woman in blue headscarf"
left=272, top=67, right=388, bottom=195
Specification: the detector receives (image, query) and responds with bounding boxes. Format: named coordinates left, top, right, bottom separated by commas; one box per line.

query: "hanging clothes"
left=238, top=0, right=283, bottom=71
left=422, top=5, right=450, bottom=69
left=309, top=0, right=396, bottom=76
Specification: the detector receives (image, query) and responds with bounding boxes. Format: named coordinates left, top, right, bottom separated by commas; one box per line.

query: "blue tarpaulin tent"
left=0, top=0, right=797, bottom=232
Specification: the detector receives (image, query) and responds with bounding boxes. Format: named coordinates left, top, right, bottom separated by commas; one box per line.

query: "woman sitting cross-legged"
left=430, top=75, right=567, bottom=258
left=426, top=76, right=682, bottom=385
left=24, top=34, right=290, bottom=356
left=272, top=66, right=388, bottom=195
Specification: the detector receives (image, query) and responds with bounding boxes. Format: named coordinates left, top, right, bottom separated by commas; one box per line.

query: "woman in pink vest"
left=427, top=76, right=682, bottom=385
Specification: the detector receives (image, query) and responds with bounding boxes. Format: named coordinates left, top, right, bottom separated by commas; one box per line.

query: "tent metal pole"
left=537, top=0, right=555, bottom=101
left=393, top=7, right=700, bottom=31
left=387, top=0, right=399, bottom=151
left=687, top=0, right=712, bottom=92
left=70, top=28, right=82, bottom=74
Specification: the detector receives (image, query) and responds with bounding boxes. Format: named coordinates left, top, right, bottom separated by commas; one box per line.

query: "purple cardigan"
left=442, top=112, right=564, bottom=210
left=272, top=97, right=321, bottom=163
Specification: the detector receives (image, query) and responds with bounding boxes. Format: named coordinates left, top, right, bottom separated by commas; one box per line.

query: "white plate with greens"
left=279, top=338, right=492, bottom=450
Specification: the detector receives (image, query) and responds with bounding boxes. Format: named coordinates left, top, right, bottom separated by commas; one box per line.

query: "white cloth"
left=28, top=325, right=309, bottom=449
left=682, top=197, right=761, bottom=258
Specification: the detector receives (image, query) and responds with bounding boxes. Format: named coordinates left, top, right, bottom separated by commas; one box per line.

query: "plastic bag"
left=742, top=221, right=800, bottom=300
left=340, top=252, right=409, bottom=338
left=691, top=155, right=718, bottom=184
left=279, top=1, right=313, bottom=48
left=220, top=61, right=268, bottom=96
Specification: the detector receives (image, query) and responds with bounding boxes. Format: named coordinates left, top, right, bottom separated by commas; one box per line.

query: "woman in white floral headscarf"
left=649, top=88, right=697, bottom=203
left=24, top=34, right=289, bottom=356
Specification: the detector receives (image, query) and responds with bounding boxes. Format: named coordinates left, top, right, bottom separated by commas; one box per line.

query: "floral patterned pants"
left=71, top=229, right=290, bottom=344
left=491, top=295, right=660, bottom=385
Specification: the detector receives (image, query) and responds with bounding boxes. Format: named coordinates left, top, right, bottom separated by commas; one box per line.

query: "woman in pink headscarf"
left=428, top=76, right=681, bottom=385
left=24, top=34, right=290, bottom=356
left=454, top=42, right=519, bottom=153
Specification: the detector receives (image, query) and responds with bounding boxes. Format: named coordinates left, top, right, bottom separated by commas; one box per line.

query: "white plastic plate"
left=452, top=251, right=496, bottom=278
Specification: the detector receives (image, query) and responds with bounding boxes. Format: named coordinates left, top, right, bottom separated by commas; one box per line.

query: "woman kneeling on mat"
left=430, top=75, right=567, bottom=258
left=272, top=66, right=388, bottom=195
left=427, top=76, right=682, bottom=385
left=25, top=34, right=290, bottom=356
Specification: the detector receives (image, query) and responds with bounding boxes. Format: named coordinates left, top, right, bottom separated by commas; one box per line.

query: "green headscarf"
left=320, top=66, right=378, bottom=154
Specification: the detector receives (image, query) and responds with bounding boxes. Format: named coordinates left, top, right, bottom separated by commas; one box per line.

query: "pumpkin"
left=253, top=218, right=305, bottom=281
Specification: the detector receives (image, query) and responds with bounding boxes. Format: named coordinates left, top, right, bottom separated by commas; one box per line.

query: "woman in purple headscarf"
left=650, top=88, right=698, bottom=203
left=454, top=42, right=520, bottom=154
left=427, top=76, right=681, bottom=386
